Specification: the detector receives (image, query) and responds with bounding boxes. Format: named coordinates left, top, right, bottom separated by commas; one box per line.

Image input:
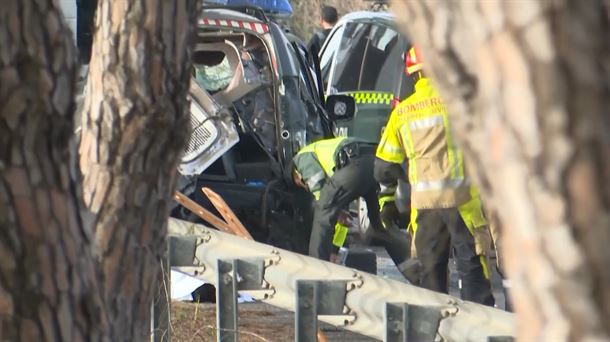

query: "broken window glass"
left=194, top=57, right=234, bottom=93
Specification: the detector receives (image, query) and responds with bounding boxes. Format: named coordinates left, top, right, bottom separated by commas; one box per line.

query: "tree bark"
left=79, top=0, right=198, bottom=339
left=0, top=1, right=108, bottom=341
left=393, top=0, right=610, bottom=340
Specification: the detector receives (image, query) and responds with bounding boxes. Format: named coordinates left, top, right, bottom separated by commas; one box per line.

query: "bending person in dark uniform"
left=291, top=137, right=412, bottom=278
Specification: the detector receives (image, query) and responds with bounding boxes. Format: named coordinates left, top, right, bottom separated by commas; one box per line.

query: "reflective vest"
left=293, top=137, right=357, bottom=199
left=376, top=78, right=471, bottom=209
left=293, top=137, right=358, bottom=247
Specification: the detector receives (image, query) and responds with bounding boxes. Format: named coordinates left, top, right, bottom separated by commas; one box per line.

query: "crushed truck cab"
left=172, top=6, right=339, bottom=253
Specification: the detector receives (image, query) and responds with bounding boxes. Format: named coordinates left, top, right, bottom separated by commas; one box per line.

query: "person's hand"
left=337, top=210, right=353, bottom=226
left=329, top=253, right=338, bottom=264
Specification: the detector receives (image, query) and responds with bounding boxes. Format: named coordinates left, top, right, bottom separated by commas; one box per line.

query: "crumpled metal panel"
left=178, top=81, right=239, bottom=176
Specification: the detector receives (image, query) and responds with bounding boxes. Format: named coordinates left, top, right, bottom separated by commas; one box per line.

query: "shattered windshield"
left=193, top=57, right=234, bottom=93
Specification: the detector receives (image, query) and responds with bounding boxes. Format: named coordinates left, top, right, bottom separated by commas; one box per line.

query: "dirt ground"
left=170, top=301, right=377, bottom=342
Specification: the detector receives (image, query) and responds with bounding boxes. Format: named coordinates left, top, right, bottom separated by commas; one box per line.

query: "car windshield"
left=359, top=24, right=402, bottom=91
left=193, top=57, right=234, bottom=93
left=329, top=22, right=404, bottom=93
left=330, top=22, right=370, bottom=93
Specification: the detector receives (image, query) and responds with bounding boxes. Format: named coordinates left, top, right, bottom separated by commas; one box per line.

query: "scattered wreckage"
left=163, top=4, right=516, bottom=342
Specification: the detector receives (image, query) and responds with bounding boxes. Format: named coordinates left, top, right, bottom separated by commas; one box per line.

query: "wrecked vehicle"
left=172, top=5, right=353, bottom=253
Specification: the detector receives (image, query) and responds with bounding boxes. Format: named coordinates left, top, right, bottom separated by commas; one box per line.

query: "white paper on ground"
left=170, top=270, right=255, bottom=303
left=171, top=270, right=205, bottom=301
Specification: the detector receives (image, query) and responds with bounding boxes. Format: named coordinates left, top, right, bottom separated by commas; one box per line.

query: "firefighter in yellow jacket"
left=375, top=47, right=494, bottom=305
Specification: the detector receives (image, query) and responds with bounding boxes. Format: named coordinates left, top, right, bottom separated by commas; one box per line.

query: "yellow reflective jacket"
left=293, top=137, right=356, bottom=200
left=376, top=78, right=471, bottom=209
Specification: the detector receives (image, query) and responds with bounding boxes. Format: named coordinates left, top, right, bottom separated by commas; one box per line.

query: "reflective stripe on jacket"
left=332, top=222, right=349, bottom=247
left=348, top=91, right=394, bottom=105
left=376, top=78, right=470, bottom=209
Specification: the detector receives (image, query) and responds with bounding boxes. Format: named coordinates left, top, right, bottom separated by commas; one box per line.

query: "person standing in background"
left=307, top=5, right=338, bottom=55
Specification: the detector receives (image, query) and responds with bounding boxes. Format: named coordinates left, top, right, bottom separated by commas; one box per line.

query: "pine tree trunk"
left=393, top=0, right=610, bottom=340
left=0, top=1, right=108, bottom=340
left=79, top=0, right=198, bottom=339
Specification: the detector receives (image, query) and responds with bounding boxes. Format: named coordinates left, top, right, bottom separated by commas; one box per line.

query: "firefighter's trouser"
left=413, top=208, right=494, bottom=306
left=489, top=221, right=513, bottom=311
left=309, top=155, right=384, bottom=261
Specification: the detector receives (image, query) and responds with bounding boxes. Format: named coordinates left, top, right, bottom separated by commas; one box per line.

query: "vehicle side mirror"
left=325, top=94, right=356, bottom=121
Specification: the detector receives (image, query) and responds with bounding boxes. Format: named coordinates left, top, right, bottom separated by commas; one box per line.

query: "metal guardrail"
left=167, top=218, right=515, bottom=341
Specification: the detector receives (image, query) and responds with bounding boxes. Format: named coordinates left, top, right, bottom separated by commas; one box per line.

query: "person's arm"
left=294, top=151, right=326, bottom=199
left=374, top=158, right=404, bottom=200
left=375, top=110, right=407, bottom=228
left=307, top=32, right=321, bottom=55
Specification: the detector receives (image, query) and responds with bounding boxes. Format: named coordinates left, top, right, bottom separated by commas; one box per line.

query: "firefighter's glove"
left=472, top=225, right=493, bottom=280
left=473, top=226, right=493, bottom=256
left=380, top=201, right=400, bottom=230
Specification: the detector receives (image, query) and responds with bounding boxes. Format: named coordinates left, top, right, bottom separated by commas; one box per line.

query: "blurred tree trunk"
left=79, top=0, right=197, bottom=339
left=0, top=1, right=108, bottom=340
left=393, top=0, right=610, bottom=340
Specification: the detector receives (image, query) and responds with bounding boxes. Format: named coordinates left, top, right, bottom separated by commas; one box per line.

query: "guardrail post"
left=296, top=281, right=317, bottom=342
left=295, top=280, right=348, bottom=342
left=217, top=260, right=238, bottom=342
left=216, top=258, right=266, bottom=342
left=384, top=303, right=442, bottom=342
left=487, top=336, right=515, bottom=342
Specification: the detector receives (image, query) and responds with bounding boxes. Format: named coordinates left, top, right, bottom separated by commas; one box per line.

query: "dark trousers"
left=309, top=154, right=410, bottom=263
left=414, top=208, right=494, bottom=306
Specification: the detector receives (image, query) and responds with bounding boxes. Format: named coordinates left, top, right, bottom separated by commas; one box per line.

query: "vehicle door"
left=321, top=20, right=411, bottom=143
left=290, top=38, right=334, bottom=137
left=271, top=28, right=333, bottom=163
left=319, top=22, right=346, bottom=90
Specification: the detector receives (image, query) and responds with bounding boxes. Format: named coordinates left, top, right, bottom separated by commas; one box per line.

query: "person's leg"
left=360, top=159, right=415, bottom=281
left=444, top=208, right=494, bottom=306
left=413, top=209, right=451, bottom=293
left=489, top=221, right=512, bottom=311
left=308, top=162, right=365, bottom=261
left=370, top=228, right=411, bottom=265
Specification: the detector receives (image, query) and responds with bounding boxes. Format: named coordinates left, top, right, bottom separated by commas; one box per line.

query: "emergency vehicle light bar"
left=199, top=18, right=270, bottom=34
